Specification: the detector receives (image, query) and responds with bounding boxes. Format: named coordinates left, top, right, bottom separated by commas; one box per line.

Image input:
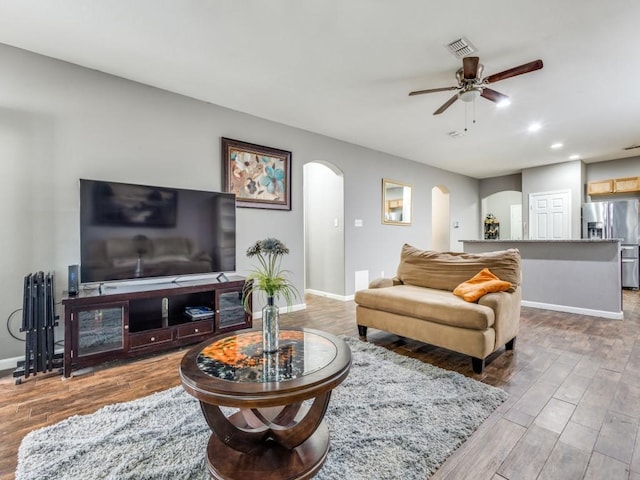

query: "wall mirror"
left=382, top=178, right=412, bottom=225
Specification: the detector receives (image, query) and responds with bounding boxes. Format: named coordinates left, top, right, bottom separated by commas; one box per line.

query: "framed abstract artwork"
left=221, top=137, right=292, bottom=210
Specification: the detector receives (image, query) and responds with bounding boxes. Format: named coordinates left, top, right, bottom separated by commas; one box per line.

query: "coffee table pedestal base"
left=206, top=421, right=330, bottom=480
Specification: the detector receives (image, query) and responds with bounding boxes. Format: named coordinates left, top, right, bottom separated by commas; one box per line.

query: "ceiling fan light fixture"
left=459, top=88, right=481, bottom=102
left=410, top=55, right=543, bottom=117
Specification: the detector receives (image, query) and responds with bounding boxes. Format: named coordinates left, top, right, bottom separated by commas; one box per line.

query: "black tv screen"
left=79, top=179, right=236, bottom=284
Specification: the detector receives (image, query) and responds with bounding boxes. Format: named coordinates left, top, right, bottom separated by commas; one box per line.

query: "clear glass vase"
left=262, top=297, right=279, bottom=353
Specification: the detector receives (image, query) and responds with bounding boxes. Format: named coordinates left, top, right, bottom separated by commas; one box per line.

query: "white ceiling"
left=1, top=1, right=639, bottom=179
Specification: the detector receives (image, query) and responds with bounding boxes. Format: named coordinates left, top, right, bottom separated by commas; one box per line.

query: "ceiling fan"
left=409, top=57, right=543, bottom=115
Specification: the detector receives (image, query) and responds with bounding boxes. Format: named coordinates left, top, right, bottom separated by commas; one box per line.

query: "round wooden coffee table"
left=179, top=328, right=352, bottom=480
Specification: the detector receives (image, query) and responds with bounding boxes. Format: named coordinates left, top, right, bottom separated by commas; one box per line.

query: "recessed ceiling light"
left=496, top=99, right=511, bottom=108
left=569, top=154, right=581, bottom=160
left=527, top=122, right=542, bottom=133
left=550, top=143, right=563, bottom=149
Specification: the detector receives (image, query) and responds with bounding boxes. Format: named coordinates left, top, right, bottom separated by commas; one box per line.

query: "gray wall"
left=522, top=161, right=583, bottom=239
left=463, top=240, right=622, bottom=318
left=518, top=158, right=640, bottom=241
left=0, top=43, right=481, bottom=362
left=585, top=156, right=640, bottom=202
left=479, top=173, right=522, bottom=199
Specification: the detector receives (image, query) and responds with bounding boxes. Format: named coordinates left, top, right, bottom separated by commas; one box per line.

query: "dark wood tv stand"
left=62, top=276, right=252, bottom=378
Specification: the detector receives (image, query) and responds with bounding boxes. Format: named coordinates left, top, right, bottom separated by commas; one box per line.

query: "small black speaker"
left=68, top=265, right=79, bottom=296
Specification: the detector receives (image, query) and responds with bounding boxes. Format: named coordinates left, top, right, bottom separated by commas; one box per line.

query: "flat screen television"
left=79, top=179, right=236, bottom=284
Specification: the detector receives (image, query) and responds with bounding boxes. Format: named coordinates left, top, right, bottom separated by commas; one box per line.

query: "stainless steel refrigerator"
left=582, top=199, right=639, bottom=289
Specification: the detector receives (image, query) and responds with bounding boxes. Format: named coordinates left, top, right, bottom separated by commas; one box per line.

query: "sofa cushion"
left=354, top=284, right=495, bottom=330
left=396, top=244, right=521, bottom=291
left=453, top=268, right=512, bottom=302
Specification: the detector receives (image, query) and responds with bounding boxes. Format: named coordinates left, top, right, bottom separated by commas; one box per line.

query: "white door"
left=529, top=191, right=571, bottom=239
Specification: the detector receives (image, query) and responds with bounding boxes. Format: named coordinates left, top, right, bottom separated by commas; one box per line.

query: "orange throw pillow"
left=453, top=268, right=512, bottom=302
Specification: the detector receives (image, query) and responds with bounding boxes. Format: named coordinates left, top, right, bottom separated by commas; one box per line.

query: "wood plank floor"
left=1, top=290, right=639, bottom=480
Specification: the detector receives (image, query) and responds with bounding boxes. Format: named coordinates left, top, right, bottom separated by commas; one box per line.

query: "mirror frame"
left=382, top=178, right=412, bottom=226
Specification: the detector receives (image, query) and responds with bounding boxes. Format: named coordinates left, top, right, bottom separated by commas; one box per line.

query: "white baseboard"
left=252, top=302, right=307, bottom=319
left=521, top=300, right=624, bottom=320
left=0, top=347, right=64, bottom=373
left=305, top=289, right=354, bottom=302
left=0, top=355, right=22, bottom=372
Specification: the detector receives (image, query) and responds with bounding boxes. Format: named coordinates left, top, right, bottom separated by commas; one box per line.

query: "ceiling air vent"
left=446, top=37, right=477, bottom=58
left=623, top=144, right=640, bottom=151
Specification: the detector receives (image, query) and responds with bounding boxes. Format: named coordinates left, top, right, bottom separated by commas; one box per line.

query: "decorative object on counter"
left=243, top=238, right=299, bottom=353
left=221, top=137, right=292, bottom=210
left=484, top=213, right=500, bottom=239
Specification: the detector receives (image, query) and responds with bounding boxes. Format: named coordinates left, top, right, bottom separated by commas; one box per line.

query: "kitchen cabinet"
left=614, top=176, right=640, bottom=193
left=587, top=180, right=614, bottom=195
left=588, top=177, right=640, bottom=195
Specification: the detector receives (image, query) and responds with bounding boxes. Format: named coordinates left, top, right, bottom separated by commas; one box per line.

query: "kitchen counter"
left=463, top=239, right=621, bottom=243
left=460, top=239, right=623, bottom=319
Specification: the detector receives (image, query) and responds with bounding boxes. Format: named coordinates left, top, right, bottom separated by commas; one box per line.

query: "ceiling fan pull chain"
left=473, top=99, right=477, bottom=125
left=464, top=103, right=468, bottom=131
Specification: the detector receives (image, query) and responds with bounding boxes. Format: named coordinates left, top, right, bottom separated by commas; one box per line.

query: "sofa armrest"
left=368, top=278, right=394, bottom=289
left=478, top=286, right=522, bottom=348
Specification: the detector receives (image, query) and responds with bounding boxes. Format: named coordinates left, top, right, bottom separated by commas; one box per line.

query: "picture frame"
left=221, top=137, right=292, bottom=210
left=382, top=178, right=412, bottom=226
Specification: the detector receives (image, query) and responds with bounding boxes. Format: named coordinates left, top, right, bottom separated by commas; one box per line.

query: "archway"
left=431, top=186, right=450, bottom=251
left=481, top=190, right=522, bottom=240
left=303, top=162, right=345, bottom=299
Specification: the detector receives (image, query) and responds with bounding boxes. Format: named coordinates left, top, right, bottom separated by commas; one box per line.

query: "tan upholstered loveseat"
left=354, top=245, right=522, bottom=373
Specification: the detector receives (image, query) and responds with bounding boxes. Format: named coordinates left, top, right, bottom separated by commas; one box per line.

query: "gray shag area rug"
left=16, top=337, right=507, bottom=480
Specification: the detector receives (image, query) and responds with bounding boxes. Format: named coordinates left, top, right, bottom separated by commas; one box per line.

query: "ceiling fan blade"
left=485, top=59, right=543, bottom=84
left=481, top=88, right=509, bottom=104
left=433, top=94, right=459, bottom=115
left=463, top=56, right=480, bottom=79
left=409, top=86, right=458, bottom=96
